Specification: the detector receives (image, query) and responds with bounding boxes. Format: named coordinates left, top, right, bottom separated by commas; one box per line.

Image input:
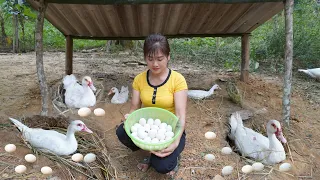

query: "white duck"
left=228, top=112, right=287, bottom=165
left=9, top=118, right=93, bottom=156
left=187, top=84, right=220, bottom=100
left=298, top=68, right=320, bottom=80
left=63, top=74, right=96, bottom=108
left=108, top=86, right=129, bottom=104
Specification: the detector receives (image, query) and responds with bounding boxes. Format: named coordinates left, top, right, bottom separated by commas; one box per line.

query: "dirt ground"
left=0, top=51, right=319, bottom=180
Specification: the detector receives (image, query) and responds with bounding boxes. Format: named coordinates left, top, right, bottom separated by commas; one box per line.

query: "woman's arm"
left=151, top=89, right=187, bottom=157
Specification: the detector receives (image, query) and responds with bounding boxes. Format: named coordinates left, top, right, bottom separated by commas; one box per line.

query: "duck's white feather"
left=188, top=84, right=220, bottom=100
left=9, top=118, right=92, bottom=155
left=228, top=113, right=286, bottom=164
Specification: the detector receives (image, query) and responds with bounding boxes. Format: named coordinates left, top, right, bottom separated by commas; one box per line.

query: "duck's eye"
left=271, top=123, right=276, bottom=129
left=77, top=123, right=82, bottom=127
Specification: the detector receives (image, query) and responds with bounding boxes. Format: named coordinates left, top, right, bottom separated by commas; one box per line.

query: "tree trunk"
left=240, top=34, right=250, bottom=82
left=0, top=12, right=7, bottom=47
left=13, top=14, right=19, bottom=53
left=282, top=0, right=294, bottom=127
left=105, top=40, right=112, bottom=53
left=18, top=16, right=25, bottom=52
left=35, top=0, right=48, bottom=116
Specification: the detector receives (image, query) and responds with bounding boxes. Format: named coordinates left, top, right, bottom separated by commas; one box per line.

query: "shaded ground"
left=0, top=52, right=319, bottom=180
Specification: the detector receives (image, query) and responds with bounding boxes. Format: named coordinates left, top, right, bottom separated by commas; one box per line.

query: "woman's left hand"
left=151, top=139, right=179, bottom=158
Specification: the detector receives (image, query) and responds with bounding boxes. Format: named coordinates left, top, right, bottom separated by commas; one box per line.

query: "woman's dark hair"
left=143, top=34, right=170, bottom=58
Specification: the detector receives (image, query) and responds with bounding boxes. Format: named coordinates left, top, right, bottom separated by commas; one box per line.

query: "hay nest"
left=51, top=81, right=104, bottom=115
left=13, top=115, right=117, bottom=180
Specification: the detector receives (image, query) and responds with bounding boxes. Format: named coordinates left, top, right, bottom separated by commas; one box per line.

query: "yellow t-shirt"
left=132, top=69, right=188, bottom=113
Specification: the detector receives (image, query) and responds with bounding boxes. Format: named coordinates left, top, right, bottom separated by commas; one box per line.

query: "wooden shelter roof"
left=27, top=0, right=284, bottom=39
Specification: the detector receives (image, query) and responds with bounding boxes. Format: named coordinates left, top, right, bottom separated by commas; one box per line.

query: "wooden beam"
left=282, top=0, right=294, bottom=127
left=66, top=35, right=73, bottom=75
left=46, top=0, right=283, bottom=5
left=35, top=0, right=49, bottom=116
left=69, top=33, right=244, bottom=40
left=240, top=34, right=250, bottom=82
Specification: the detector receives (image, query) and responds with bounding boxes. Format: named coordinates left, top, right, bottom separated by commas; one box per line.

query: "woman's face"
left=145, top=50, right=170, bottom=75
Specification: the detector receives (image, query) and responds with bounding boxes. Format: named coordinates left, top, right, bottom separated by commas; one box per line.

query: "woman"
left=116, top=34, right=188, bottom=176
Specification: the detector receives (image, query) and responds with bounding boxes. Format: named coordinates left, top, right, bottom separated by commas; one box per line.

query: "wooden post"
left=35, top=0, right=48, bottom=116
left=66, top=35, right=73, bottom=75
left=282, top=0, right=294, bottom=127
left=240, top=34, right=250, bottom=82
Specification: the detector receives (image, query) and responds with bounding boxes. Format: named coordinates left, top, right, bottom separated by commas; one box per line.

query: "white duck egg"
left=137, top=126, right=146, bottom=133
left=165, top=136, right=172, bottom=141
left=4, top=144, right=16, bottom=153
left=151, top=138, right=159, bottom=144
left=41, top=166, right=53, bottom=175
left=71, top=153, right=84, bottom=162
left=221, top=147, right=232, bottom=155
left=252, top=162, right=264, bottom=171
left=144, top=124, right=151, bottom=132
left=156, top=133, right=165, bottom=141
left=151, top=125, right=159, bottom=130
left=221, top=166, right=233, bottom=176
left=139, top=118, right=147, bottom=126
left=78, top=107, right=91, bottom=117
left=241, top=165, right=253, bottom=174
left=154, top=119, right=161, bottom=126
left=165, top=131, right=174, bottom=138
left=15, top=165, right=27, bottom=174
left=134, top=123, right=142, bottom=130
left=205, top=131, right=216, bottom=140
left=131, top=126, right=137, bottom=133
left=159, top=123, right=168, bottom=129
left=148, top=129, right=157, bottom=139
left=166, top=125, right=173, bottom=132
left=159, top=139, right=165, bottom=143
left=204, top=154, right=215, bottom=161
left=25, top=154, right=37, bottom=163
left=147, top=118, right=154, bottom=126
left=279, top=162, right=292, bottom=172
left=84, top=153, right=96, bottom=163
left=131, top=132, right=138, bottom=138
left=93, top=108, right=105, bottom=116
left=158, top=128, right=166, bottom=135
left=138, top=131, right=147, bottom=139
left=144, top=136, right=151, bottom=143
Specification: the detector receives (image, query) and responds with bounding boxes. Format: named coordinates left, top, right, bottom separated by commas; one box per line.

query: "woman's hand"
left=151, top=138, right=179, bottom=158
left=124, top=114, right=130, bottom=119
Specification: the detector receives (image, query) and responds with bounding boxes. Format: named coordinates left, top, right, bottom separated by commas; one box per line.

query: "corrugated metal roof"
left=27, top=0, right=284, bottom=39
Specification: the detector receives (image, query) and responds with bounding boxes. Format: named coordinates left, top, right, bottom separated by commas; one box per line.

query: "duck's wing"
left=65, top=83, right=85, bottom=107
left=187, top=90, right=209, bottom=99
left=234, top=126, right=269, bottom=160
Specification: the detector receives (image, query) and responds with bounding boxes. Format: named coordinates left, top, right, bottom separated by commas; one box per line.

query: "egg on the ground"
left=78, top=107, right=91, bottom=117
left=252, top=162, right=264, bottom=171
left=279, top=162, right=292, bottom=172
left=93, top=108, right=105, bottom=116
left=25, top=154, right=37, bottom=163
left=204, top=154, right=215, bottom=161
left=41, top=166, right=52, bottom=175
left=221, top=166, right=233, bottom=176
left=205, top=131, right=216, bottom=140
left=84, top=153, right=96, bottom=163
left=241, top=165, right=253, bottom=174
left=221, top=147, right=232, bottom=155
left=15, top=165, right=27, bottom=174
left=71, top=153, right=84, bottom=162
left=5, top=144, right=16, bottom=153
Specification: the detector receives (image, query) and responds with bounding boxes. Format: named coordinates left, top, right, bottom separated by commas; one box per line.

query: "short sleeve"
left=174, top=72, right=188, bottom=93
left=132, top=75, right=140, bottom=91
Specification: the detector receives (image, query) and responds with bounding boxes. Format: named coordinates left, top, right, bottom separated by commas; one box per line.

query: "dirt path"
left=0, top=52, right=319, bottom=179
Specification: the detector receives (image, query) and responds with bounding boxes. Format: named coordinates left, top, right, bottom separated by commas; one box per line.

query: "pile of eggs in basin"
left=4, top=144, right=97, bottom=175
left=203, top=131, right=293, bottom=177
left=130, top=118, right=174, bottom=143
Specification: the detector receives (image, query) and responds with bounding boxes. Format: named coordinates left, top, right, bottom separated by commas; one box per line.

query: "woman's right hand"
left=124, top=113, right=130, bottom=119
